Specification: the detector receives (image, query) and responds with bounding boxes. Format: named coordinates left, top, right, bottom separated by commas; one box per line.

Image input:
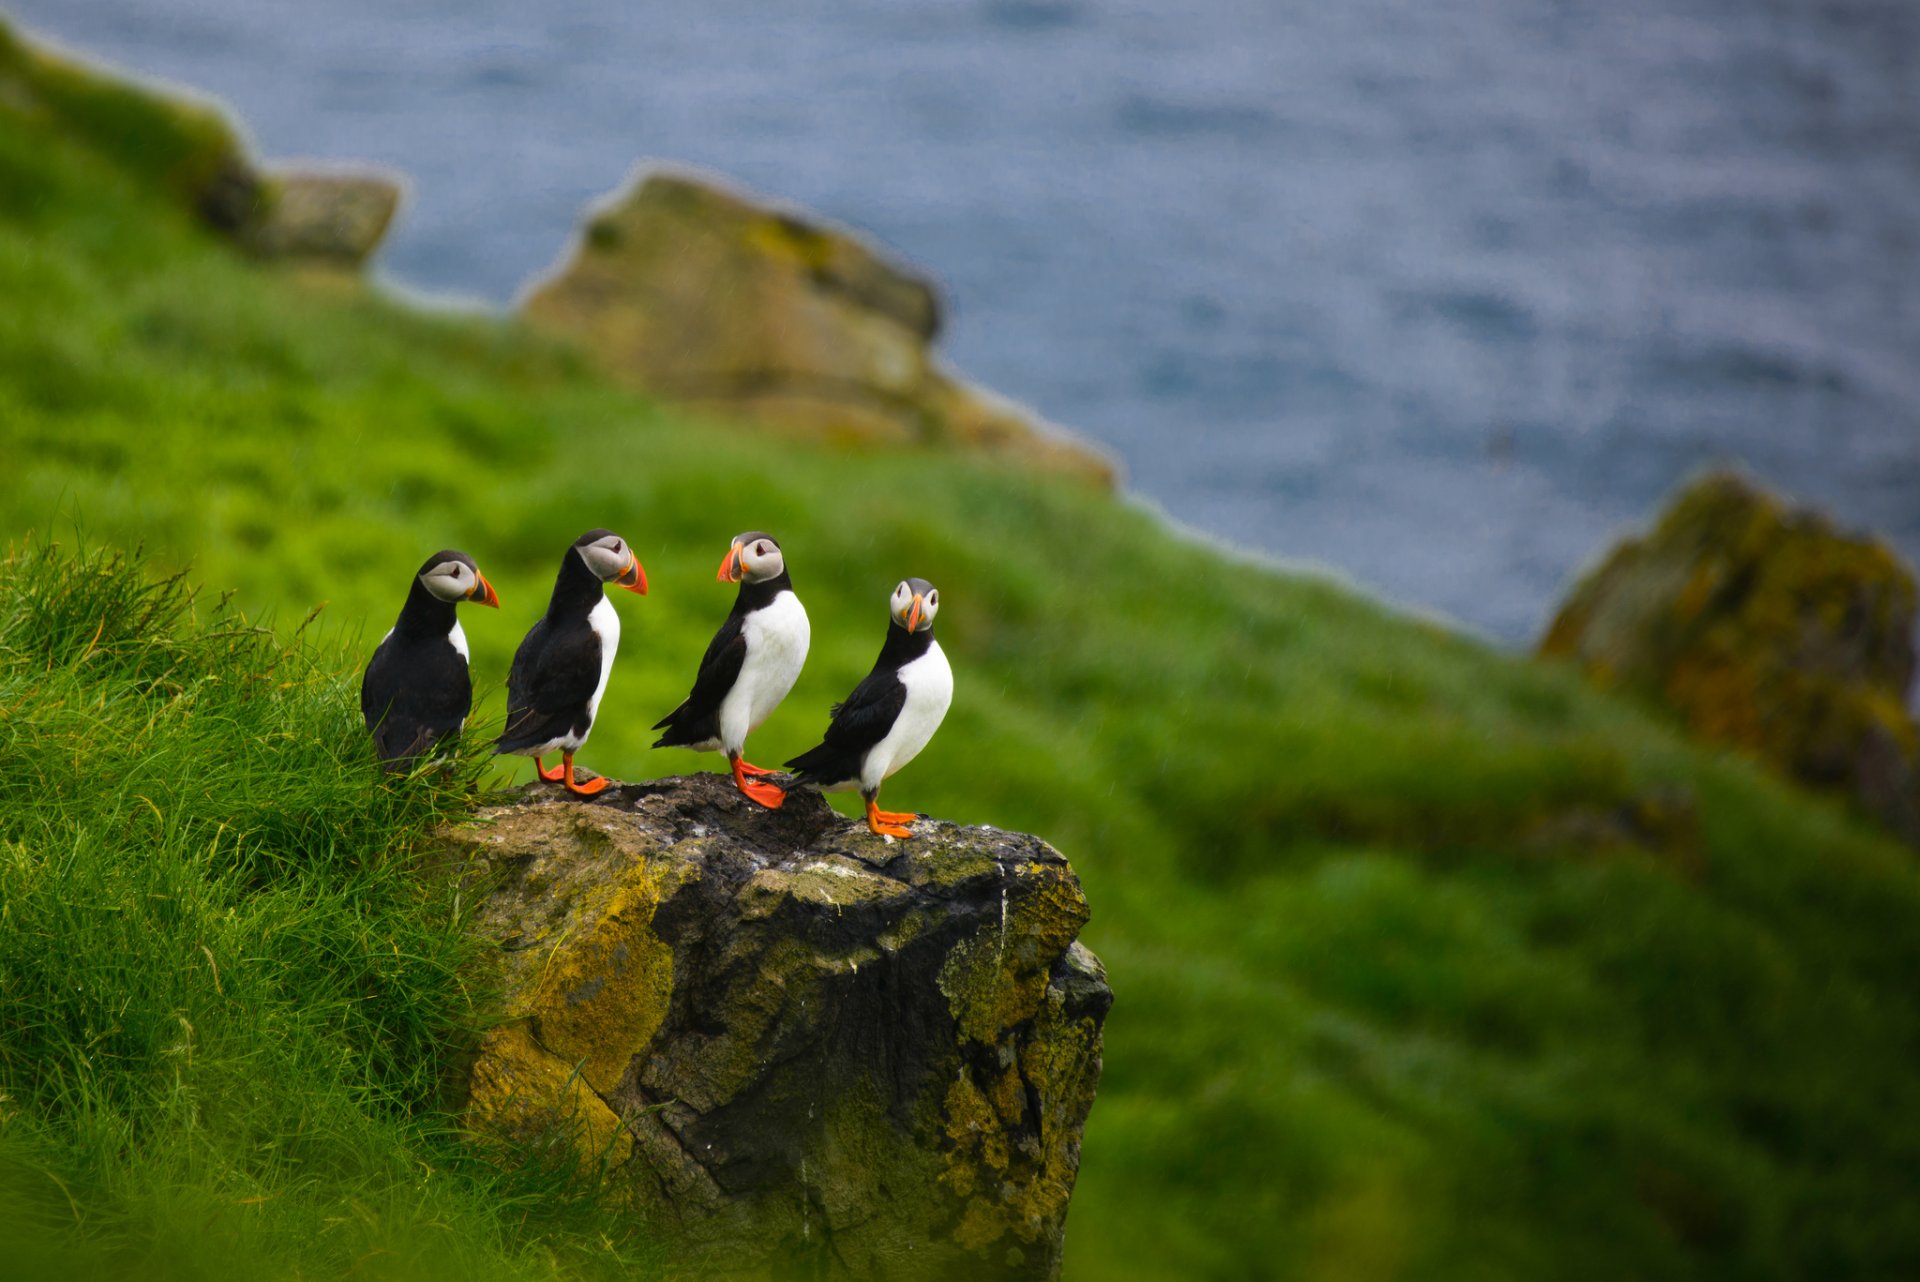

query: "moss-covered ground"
left=5, top=27, right=1920, bottom=1280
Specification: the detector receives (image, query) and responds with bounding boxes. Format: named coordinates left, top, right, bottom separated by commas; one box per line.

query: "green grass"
left=6, top=26, right=1920, bottom=1280
left=0, top=539, right=650, bottom=1281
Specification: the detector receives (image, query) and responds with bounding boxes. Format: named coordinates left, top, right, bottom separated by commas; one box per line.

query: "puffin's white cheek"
left=581, top=545, right=619, bottom=579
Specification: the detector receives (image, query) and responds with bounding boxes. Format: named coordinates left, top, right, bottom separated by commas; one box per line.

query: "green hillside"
left=5, top=27, right=1920, bottom=1280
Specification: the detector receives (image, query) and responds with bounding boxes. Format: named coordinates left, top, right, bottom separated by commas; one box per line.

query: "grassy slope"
left=0, top=542, right=655, bottom=1282
left=5, top=35, right=1920, bottom=1280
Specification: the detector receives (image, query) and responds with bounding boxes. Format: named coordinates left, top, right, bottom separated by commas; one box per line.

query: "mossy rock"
left=0, top=16, right=258, bottom=227
left=1541, top=471, right=1920, bottom=843
left=444, top=772, right=1111, bottom=1280
left=0, top=20, right=398, bottom=265
left=520, top=167, right=1118, bottom=487
left=239, top=168, right=402, bottom=267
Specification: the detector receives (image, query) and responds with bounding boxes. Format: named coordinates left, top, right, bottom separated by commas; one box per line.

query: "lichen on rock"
left=1541, top=470, right=1920, bottom=844
left=443, top=772, right=1110, bottom=1280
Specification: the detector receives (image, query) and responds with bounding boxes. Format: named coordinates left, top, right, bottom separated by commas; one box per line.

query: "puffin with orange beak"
left=652, top=532, right=810, bottom=807
left=361, top=549, right=500, bottom=766
left=495, top=528, right=648, bottom=795
left=783, top=577, right=952, bottom=837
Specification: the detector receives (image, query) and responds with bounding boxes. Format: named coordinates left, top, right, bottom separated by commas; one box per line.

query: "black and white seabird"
left=784, top=577, right=952, bottom=837
left=651, top=532, right=811, bottom=808
left=361, top=549, right=500, bottom=766
left=495, top=528, right=648, bottom=795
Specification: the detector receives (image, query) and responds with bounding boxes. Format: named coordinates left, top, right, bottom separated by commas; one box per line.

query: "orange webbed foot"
left=562, top=754, right=608, bottom=796
left=865, top=798, right=915, bottom=839
left=533, top=754, right=565, bottom=783
left=741, top=778, right=787, bottom=809
left=732, top=756, right=786, bottom=808
left=872, top=807, right=919, bottom=826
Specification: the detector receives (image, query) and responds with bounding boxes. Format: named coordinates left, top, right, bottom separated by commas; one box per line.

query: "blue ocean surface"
left=12, top=0, right=1919, bottom=641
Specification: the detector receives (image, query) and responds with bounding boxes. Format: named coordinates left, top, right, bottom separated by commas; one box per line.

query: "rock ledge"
left=445, top=772, right=1110, bottom=1281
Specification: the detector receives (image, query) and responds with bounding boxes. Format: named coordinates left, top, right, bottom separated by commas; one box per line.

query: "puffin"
left=360, top=549, right=500, bottom=766
left=494, top=528, right=648, bottom=795
left=652, top=532, right=811, bottom=808
left=783, top=577, right=952, bottom=837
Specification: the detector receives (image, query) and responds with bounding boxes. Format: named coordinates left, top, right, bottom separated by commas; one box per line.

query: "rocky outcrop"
left=520, top=169, right=1118, bottom=487
left=240, top=168, right=403, bottom=267
left=445, top=772, right=1110, bottom=1280
left=1541, top=471, right=1920, bottom=844
left=0, top=18, right=397, bottom=267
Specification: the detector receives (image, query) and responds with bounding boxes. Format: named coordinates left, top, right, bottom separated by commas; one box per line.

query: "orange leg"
left=532, top=753, right=565, bottom=783
left=563, top=750, right=608, bottom=797
left=865, top=794, right=915, bottom=839
left=731, top=753, right=786, bottom=809
left=733, top=757, right=780, bottom=777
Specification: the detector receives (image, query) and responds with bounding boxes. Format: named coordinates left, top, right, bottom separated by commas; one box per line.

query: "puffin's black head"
left=416, top=549, right=499, bottom=608
left=717, top=531, right=786, bottom=585
left=572, top=529, right=648, bottom=595
left=888, top=577, right=939, bottom=633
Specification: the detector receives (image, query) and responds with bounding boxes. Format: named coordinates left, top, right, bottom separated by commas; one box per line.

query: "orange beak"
left=617, top=551, right=649, bottom=595
left=717, top=541, right=745, bottom=584
left=469, top=572, right=501, bottom=608
left=906, top=593, right=925, bottom=634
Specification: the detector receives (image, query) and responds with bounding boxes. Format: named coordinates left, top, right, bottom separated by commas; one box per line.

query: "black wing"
left=360, top=637, right=395, bottom=733
left=783, top=668, right=905, bottom=784
left=651, top=612, right=746, bottom=745
left=822, top=668, right=907, bottom=754
left=362, top=634, right=471, bottom=764
left=496, top=619, right=604, bottom=752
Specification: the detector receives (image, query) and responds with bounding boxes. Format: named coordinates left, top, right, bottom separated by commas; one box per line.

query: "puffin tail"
left=652, top=701, right=719, bottom=750
left=782, top=742, right=851, bottom=789
left=649, top=704, right=684, bottom=749
left=494, top=707, right=556, bottom=756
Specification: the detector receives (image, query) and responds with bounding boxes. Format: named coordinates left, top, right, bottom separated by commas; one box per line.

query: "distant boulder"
left=240, top=168, right=402, bottom=267
left=0, top=18, right=398, bottom=268
left=1541, top=471, right=1920, bottom=844
left=521, top=169, right=1119, bottom=486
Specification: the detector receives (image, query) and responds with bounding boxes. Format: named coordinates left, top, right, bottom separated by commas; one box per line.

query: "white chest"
left=585, top=595, right=620, bottom=722
left=447, top=619, right=470, bottom=663
left=864, top=641, right=953, bottom=790
left=721, top=591, right=811, bottom=748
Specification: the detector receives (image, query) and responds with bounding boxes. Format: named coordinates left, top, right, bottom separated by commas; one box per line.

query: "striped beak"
left=617, top=551, right=649, bottom=595
left=906, top=591, right=925, bottom=634
left=468, top=572, right=500, bottom=608
left=717, top=541, right=745, bottom=584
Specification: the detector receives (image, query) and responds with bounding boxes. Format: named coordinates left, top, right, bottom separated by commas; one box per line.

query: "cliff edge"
left=444, top=772, right=1110, bottom=1281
